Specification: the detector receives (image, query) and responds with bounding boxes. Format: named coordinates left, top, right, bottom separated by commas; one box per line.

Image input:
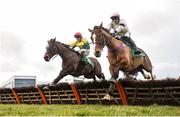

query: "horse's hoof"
left=49, top=83, right=56, bottom=87
left=108, top=78, right=116, bottom=83
left=101, top=94, right=114, bottom=100
left=152, top=75, right=156, bottom=80
left=144, top=75, right=150, bottom=79
left=101, top=77, right=105, bottom=81
left=43, top=86, right=49, bottom=91
left=133, top=78, right=137, bottom=80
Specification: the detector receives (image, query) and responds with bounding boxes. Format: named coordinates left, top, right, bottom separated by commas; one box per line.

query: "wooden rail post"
left=12, top=88, right=20, bottom=104
left=115, top=81, right=128, bottom=105
left=36, top=85, right=47, bottom=104
left=70, top=83, right=81, bottom=104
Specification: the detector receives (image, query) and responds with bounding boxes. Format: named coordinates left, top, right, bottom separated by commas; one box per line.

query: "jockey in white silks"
left=107, top=12, right=144, bottom=56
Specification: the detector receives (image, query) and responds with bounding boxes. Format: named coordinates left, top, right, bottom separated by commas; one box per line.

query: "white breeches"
left=77, top=49, right=90, bottom=56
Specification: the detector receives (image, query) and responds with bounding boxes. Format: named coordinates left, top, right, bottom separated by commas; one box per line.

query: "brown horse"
left=89, top=23, right=155, bottom=99
left=44, top=38, right=105, bottom=87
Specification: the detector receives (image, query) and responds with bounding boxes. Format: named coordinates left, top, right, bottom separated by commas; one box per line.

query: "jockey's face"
left=112, top=17, right=119, bottom=25
left=75, top=36, right=82, bottom=42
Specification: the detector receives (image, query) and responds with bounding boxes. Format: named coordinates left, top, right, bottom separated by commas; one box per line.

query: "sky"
left=0, top=0, right=179, bottom=85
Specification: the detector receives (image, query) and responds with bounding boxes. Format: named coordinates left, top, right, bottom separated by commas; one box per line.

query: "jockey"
left=68, top=32, right=91, bottom=65
left=107, top=12, right=143, bottom=56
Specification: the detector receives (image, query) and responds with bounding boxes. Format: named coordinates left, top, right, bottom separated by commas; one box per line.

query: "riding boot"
left=121, top=36, right=136, bottom=47
left=128, top=37, right=145, bottom=56
left=121, top=36, right=143, bottom=56
left=81, top=52, right=88, bottom=64
left=127, top=37, right=137, bottom=47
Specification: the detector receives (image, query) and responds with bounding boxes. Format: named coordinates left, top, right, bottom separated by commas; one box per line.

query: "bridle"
left=92, top=28, right=126, bottom=52
left=46, top=41, right=59, bottom=60
left=92, top=29, right=107, bottom=50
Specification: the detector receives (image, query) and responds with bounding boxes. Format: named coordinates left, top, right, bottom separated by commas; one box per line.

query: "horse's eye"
left=53, top=47, right=57, bottom=51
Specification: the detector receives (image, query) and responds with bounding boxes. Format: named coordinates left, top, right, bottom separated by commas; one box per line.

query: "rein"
left=51, top=42, right=59, bottom=60
left=51, top=54, right=58, bottom=60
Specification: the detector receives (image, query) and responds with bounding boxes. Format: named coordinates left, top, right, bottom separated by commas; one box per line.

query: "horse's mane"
left=102, top=27, right=110, bottom=33
left=94, top=25, right=114, bottom=37
left=56, top=41, right=80, bottom=55
left=102, top=27, right=115, bottom=37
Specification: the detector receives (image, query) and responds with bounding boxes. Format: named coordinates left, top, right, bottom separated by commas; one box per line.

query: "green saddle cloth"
left=81, top=57, right=94, bottom=68
left=131, top=48, right=145, bottom=57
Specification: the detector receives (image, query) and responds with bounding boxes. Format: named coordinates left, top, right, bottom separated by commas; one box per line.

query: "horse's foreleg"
left=150, top=71, right=156, bottom=80
left=108, top=82, right=116, bottom=95
left=52, top=70, right=67, bottom=85
left=43, top=70, right=67, bottom=90
left=109, top=65, right=119, bottom=82
left=92, top=76, right=97, bottom=82
left=43, top=69, right=69, bottom=90
left=96, top=73, right=105, bottom=81
left=140, top=69, right=150, bottom=79
left=104, top=65, right=119, bottom=100
left=124, top=72, right=131, bottom=80
left=101, top=73, right=105, bottom=80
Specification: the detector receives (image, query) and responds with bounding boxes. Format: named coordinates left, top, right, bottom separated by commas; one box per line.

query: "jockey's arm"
left=68, top=41, right=78, bottom=47
left=115, top=19, right=129, bottom=33
left=115, top=25, right=128, bottom=33
left=76, top=38, right=87, bottom=48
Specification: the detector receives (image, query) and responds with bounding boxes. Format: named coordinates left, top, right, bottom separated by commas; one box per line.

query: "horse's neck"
left=101, top=29, right=124, bottom=48
left=101, top=29, right=113, bottom=41
left=56, top=42, right=79, bottom=60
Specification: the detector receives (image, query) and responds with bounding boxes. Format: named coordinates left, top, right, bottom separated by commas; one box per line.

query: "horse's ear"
left=52, top=37, right=56, bottom=43
left=88, top=28, right=95, bottom=44
left=90, top=33, right=95, bottom=44
left=88, top=28, right=93, bottom=33
left=100, top=22, right=103, bottom=27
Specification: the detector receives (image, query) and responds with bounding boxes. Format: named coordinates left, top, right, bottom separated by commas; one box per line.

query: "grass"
left=0, top=104, right=180, bottom=116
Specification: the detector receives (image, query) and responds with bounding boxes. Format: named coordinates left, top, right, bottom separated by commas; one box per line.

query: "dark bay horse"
left=44, top=38, right=105, bottom=87
left=89, top=23, right=155, bottom=99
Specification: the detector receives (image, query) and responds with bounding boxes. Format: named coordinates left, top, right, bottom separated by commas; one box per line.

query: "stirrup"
left=135, top=52, right=145, bottom=57
left=139, top=53, right=145, bottom=56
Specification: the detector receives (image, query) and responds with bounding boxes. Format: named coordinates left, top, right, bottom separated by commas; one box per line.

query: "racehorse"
left=44, top=38, right=105, bottom=87
left=89, top=23, right=155, bottom=99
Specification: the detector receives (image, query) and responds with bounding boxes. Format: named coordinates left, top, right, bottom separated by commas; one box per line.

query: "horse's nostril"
left=95, top=51, right=101, bottom=57
left=44, top=56, right=49, bottom=61
left=96, top=51, right=100, bottom=54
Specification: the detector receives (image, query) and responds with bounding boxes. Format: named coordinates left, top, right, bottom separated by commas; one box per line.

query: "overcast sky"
left=0, top=0, right=179, bottom=85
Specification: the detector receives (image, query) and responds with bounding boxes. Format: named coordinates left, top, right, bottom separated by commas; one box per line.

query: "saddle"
left=131, top=48, right=145, bottom=57
left=81, top=57, right=94, bottom=68
left=80, top=54, right=94, bottom=68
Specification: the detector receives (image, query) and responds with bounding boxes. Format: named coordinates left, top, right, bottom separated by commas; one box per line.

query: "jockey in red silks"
left=107, top=12, right=144, bottom=56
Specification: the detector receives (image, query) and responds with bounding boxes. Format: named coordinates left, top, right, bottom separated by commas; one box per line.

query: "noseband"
left=47, top=42, right=59, bottom=59
left=94, top=30, right=107, bottom=49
